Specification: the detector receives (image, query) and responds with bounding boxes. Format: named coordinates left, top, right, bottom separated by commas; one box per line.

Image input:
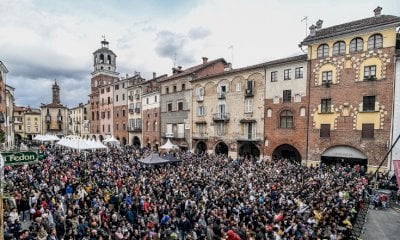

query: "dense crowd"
left=2, top=145, right=373, bottom=240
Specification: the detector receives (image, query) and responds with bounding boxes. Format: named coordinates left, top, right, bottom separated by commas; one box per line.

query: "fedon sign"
left=1, top=151, right=38, bottom=166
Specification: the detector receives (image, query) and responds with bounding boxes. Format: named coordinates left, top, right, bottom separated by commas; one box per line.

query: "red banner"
left=393, top=160, right=400, bottom=190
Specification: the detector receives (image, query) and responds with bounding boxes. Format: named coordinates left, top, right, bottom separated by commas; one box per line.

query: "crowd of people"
left=2, top=144, right=376, bottom=240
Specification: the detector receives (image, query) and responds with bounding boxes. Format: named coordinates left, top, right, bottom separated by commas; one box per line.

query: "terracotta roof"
left=301, top=15, right=400, bottom=44
left=191, top=54, right=307, bottom=82
left=159, top=58, right=228, bottom=82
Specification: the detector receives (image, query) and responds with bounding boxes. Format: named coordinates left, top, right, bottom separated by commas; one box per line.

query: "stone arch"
left=214, top=141, right=229, bottom=155
left=272, top=144, right=302, bottom=162
left=321, top=145, right=367, bottom=167
left=231, top=75, right=245, bottom=92
left=195, top=141, right=208, bottom=154
left=239, top=142, right=260, bottom=158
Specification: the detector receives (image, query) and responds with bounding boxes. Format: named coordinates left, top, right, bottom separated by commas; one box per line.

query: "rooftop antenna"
left=228, top=45, right=233, bottom=67
left=301, top=16, right=308, bottom=37
left=173, top=53, right=177, bottom=68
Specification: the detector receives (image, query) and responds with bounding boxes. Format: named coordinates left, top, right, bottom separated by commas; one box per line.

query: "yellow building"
left=300, top=7, right=400, bottom=171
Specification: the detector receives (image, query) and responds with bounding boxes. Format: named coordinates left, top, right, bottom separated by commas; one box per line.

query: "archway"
left=15, top=134, right=22, bottom=145
left=99, top=135, right=104, bottom=142
left=133, top=136, right=141, bottom=148
left=122, top=137, right=127, bottom=146
left=272, top=144, right=301, bottom=163
left=92, top=135, right=97, bottom=141
left=195, top=141, right=207, bottom=154
left=215, top=142, right=229, bottom=156
left=27, top=134, right=33, bottom=140
left=321, top=145, right=367, bottom=168
left=239, top=142, right=260, bottom=158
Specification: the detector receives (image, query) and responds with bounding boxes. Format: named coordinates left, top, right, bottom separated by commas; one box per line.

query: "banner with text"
left=393, top=160, right=400, bottom=190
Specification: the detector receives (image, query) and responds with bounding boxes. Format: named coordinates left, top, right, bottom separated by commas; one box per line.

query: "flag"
left=393, top=160, right=400, bottom=189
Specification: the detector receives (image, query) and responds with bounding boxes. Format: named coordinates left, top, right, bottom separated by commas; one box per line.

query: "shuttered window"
left=320, top=124, right=331, bottom=138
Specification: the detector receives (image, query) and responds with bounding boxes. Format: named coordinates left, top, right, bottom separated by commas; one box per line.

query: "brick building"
left=300, top=7, right=400, bottom=171
left=264, top=55, right=308, bottom=162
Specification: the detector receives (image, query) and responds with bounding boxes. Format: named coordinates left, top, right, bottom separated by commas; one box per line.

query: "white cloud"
left=0, top=0, right=398, bottom=107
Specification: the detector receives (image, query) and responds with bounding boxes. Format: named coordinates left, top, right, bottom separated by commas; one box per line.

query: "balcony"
left=245, top=88, right=254, bottom=97
left=128, top=126, right=142, bottom=132
left=218, top=92, right=226, bottom=99
left=237, top=133, right=262, bottom=142
left=165, top=132, right=174, bottom=138
left=129, top=108, right=134, bottom=113
left=128, top=95, right=133, bottom=100
left=192, top=132, right=208, bottom=140
left=196, top=95, right=204, bottom=101
left=212, top=112, right=230, bottom=122
left=134, top=108, right=141, bottom=113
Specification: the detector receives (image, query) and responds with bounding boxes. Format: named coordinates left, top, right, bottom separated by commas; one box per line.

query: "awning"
left=321, top=145, right=367, bottom=159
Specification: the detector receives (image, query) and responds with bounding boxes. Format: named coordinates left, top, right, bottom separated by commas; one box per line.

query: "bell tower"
left=52, top=80, right=60, bottom=104
left=93, top=37, right=118, bottom=74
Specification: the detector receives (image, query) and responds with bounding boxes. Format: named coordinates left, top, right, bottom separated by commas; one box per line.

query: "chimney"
left=202, top=57, right=208, bottom=64
left=153, top=72, right=156, bottom=79
left=374, top=6, right=382, bottom=17
left=309, top=24, right=316, bottom=36
left=316, top=19, right=323, bottom=30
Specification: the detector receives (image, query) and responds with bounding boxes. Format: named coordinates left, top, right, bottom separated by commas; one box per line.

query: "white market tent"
left=56, top=136, right=107, bottom=151
left=33, top=134, right=60, bottom=142
left=103, top=136, right=120, bottom=146
left=159, top=139, right=179, bottom=151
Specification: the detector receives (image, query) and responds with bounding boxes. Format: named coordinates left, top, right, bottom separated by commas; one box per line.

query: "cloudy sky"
left=1, top=0, right=399, bottom=108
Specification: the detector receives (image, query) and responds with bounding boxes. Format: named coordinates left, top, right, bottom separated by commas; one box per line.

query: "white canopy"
left=159, top=139, right=179, bottom=150
left=33, top=134, right=60, bottom=142
left=56, top=136, right=107, bottom=150
left=103, top=136, right=120, bottom=146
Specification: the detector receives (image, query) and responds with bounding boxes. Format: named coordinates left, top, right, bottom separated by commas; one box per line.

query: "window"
left=363, top=96, right=375, bottom=112
left=165, top=87, right=169, bottom=94
left=244, top=98, right=253, bottom=113
left=364, top=65, right=376, bottom=79
left=106, top=87, right=110, bottom=92
left=122, top=94, right=125, bottom=101
left=197, top=123, right=206, bottom=134
left=320, top=124, right=331, bottom=138
left=216, top=122, right=225, bottom=136
left=182, top=84, right=186, bottom=91
left=173, top=85, right=177, bottom=92
left=177, top=101, right=184, bottom=111
left=154, top=121, right=158, bottom=131
left=197, top=106, right=205, bottom=116
left=244, top=122, right=256, bottom=139
left=267, top=109, right=272, bottom=118
left=322, top=71, right=332, bottom=84
left=350, top=38, right=364, bottom=52
left=284, top=69, right=291, bottom=80
left=321, top=98, right=331, bottom=113
left=368, top=34, right=383, bottom=50
left=362, top=123, right=374, bottom=139
left=246, top=80, right=254, bottom=91
left=317, top=44, right=329, bottom=58
left=295, top=67, right=303, bottom=79
left=155, top=95, right=157, bottom=102
left=280, top=110, right=293, bottom=128
left=167, top=102, right=173, bottom=112
left=333, top=41, right=346, bottom=55
left=236, top=83, right=241, bottom=91
left=122, top=110, right=126, bottom=117
left=116, top=95, right=119, bottom=102
left=147, top=121, right=150, bottom=131
left=115, top=84, right=119, bottom=90
left=271, top=71, right=278, bottom=82
left=220, top=85, right=227, bottom=93
left=283, top=90, right=291, bottom=102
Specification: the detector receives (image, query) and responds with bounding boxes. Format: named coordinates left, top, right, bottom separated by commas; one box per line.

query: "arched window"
left=317, top=44, right=329, bottom=58
left=350, top=37, right=364, bottom=52
left=154, top=121, right=158, bottom=131
left=146, top=121, right=150, bottom=131
left=107, top=55, right=112, bottom=64
left=333, top=41, right=346, bottom=55
left=100, top=54, right=104, bottom=63
left=368, top=34, right=383, bottom=50
left=280, top=110, right=293, bottom=128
